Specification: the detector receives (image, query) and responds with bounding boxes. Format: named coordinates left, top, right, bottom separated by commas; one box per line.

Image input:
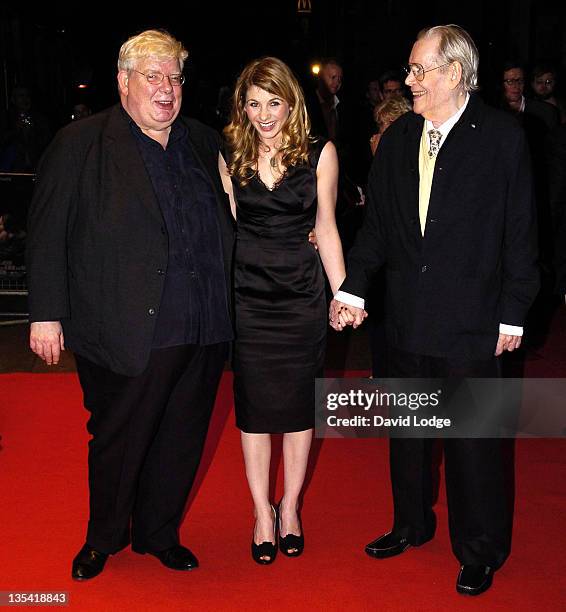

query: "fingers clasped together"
left=329, top=299, right=367, bottom=331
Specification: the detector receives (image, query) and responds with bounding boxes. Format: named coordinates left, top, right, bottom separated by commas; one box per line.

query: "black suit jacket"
left=548, top=124, right=566, bottom=293
left=27, top=105, right=235, bottom=376
left=524, top=98, right=559, bottom=131
left=341, top=94, right=540, bottom=361
left=306, top=88, right=355, bottom=173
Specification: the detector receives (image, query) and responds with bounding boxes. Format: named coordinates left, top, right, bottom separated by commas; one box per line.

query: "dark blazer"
left=547, top=124, right=566, bottom=293
left=341, top=94, right=540, bottom=361
left=27, top=105, right=235, bottom=376
left=524, top=98, right=559, bottom=131
left=306, top=88, right=355, bottom=171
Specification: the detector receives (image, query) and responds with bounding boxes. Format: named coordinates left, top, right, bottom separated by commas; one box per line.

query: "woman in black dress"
left=220, top=57, right=346, bottom=564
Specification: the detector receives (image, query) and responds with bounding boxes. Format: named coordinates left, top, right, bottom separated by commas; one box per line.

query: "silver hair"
left=418, top=24, right=479, bottom=92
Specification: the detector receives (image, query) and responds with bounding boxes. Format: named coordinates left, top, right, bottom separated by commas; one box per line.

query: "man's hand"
left=329, top=299, right=367, bottom=331
left=495, top=333, right=522, bottom=356
left=30, top=321, right=65, bottom=365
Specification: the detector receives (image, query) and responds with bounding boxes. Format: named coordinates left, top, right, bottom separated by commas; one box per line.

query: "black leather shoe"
left=456, top=565, right=494, bottom=596
left=72, top=544, right=109, bottom=581
left=143, top=545, right=199, bottom=570
left=364, top=532, right=411, bottom=559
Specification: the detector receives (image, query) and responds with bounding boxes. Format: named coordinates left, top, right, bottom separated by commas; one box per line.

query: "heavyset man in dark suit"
left=330, top=25, right=539, bottom=596
left=27, top=30, right=235, bottom=580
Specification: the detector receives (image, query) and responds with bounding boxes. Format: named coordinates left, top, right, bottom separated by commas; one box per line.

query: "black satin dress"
left=232, top=141, right=327, bottom=433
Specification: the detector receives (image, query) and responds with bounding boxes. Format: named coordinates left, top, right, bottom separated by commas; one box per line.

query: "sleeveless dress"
left=232, top=140, right=327, bottom=433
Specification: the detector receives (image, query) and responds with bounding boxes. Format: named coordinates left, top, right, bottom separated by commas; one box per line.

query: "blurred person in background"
left=379, top=69, right=406, bottom=101
left=530, top=62, right=566, bottom=124
left=0, top=86, right=51, bottom=171
left=370, top=95, right=412, bottom=155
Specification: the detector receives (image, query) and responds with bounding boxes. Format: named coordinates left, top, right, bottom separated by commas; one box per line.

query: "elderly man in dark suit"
left=330, top=25, right=539, bottom=596
left=27, top=30, right=235, bottom=580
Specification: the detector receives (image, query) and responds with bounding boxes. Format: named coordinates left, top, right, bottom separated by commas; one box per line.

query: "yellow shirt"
left=418, top=123, right=437, bottom=236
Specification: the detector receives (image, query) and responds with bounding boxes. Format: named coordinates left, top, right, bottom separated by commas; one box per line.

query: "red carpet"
left=1, top=372, right=565, bottom=611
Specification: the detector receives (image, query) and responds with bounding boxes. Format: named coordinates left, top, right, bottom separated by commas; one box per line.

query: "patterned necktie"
left=428, top=129, right=443, bottom=158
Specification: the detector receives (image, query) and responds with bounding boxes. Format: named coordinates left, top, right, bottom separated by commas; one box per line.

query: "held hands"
left=308, top=229, right=318, bottom=250
left=329, top=299, right=367, bottom=331
left=29, top=321, right=65, bottom=365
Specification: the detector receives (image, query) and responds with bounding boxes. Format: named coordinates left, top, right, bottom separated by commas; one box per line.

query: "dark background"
left=1, top=0, right=566, bottom=130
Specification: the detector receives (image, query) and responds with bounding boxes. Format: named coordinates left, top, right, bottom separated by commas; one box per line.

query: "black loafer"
left=72, top=544, right=109, bottom=581
left=154, top=545, right=199, bottom=570
left=139, top=545, right=199, bottom=570
left=456, top=564, right=494, bottom=596
left=364, top=532, right=411, bottom=559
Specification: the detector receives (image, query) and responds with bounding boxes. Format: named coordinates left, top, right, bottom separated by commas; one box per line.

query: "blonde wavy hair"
left=373, top=96, right=412, bottom=131
left=224, top=57, right=312, bottom=186
left=117, top=29, right=188, bottom=71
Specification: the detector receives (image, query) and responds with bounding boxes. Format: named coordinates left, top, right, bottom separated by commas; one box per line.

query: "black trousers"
left=75, top=342, right=227, bottom=555
left=386, top=346, right=512, bottom=570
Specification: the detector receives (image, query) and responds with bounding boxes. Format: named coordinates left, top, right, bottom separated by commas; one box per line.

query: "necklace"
left=259, top=147, right=282, bottom=175
left=257, top=147, right=286, bottom=191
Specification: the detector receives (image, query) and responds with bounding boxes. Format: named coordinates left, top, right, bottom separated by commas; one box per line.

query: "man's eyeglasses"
left=402, top=62, right=452, bottom=82
left=131, top=70, right=185, bottom=86
left=503, top=78, right=524, bottom=86
left=535, top=79, right=555, bottom=86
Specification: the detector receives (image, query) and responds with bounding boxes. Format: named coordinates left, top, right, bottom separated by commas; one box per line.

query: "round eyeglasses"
left=131, top=70, right=185, bottom=87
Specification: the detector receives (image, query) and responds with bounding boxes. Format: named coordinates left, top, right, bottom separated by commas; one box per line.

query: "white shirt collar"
left=519, top=95, right=526, bottom=113
left=425, top=93, right=470, bottom=147
left=317, top=90, right=340, bottom=110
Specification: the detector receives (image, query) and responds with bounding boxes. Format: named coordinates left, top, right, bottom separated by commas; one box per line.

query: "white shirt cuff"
left=334, top=291, right=365, bottom=309
left=499, top=323, right=523, bottom=336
